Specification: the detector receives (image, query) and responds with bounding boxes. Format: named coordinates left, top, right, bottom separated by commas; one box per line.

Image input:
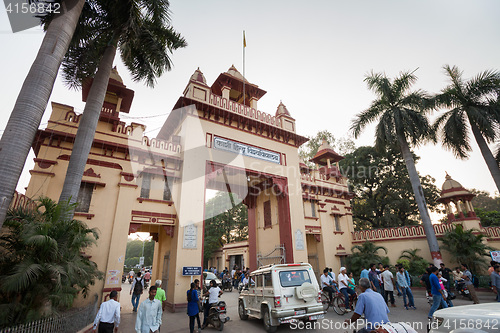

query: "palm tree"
left=440, top=224, right=494, bottom=274
left=57, top=0, right=187, bottom=213
left=347, top=241, right=388, bottom=276
left=0, top=0, right=86, bottom=229
left=351, top=70, right=443, bottom=266
left=0, top=197, right=102, bottom=326
left=434, top=65, right=500, bottom=193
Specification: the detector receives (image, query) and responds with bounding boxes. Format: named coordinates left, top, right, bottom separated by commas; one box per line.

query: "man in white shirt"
left=338, top=267, right=355, bottom=312
left=93, top=290, right=120, bottom=333
left=381, top=265, right=396, bottom=307
left=135, top=286, right=162, bottom=333
left=320, top=268, right=336, bottom=304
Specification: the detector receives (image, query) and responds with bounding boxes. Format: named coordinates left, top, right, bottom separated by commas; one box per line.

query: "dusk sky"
left=1, top=0, right=499, bottom=219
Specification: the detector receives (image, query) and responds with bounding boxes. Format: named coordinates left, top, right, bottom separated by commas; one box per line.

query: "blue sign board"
left=183, top=266, right=202, bottom=276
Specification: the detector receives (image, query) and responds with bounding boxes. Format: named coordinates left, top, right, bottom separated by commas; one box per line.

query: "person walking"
left=135, top=286, right=162, bottom=333
left=428, top=266, right=448, bottom=320
left=187, top=282, right=201, bottom=333
left=381, top=265, right=396, bottom=307
left=368, top=264, right=382, bottom=294
left=130, top=272, right=144, bottom=312
left=490, top=264, right=500, bottom=302
left=154, top=280, right=166, bottom=312
left=461, top=264, right=479, bottom=304
left=396, top=265, right=415, bottom=310
left=360, top=265, right=369, bottom=280
left=93, top=290, right=120, bottom=333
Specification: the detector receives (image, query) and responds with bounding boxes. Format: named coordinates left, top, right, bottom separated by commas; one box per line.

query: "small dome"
left=275, top=101, right=292, bottom=117
left=109, top=66, right=123, bottom=84
left=439, top=173, right=473, bottom=200
left=226, top=65, right=247, bottom=82
left=190, top=67, right=207, bottom=85
left=442, top=173, right=465, bottom=191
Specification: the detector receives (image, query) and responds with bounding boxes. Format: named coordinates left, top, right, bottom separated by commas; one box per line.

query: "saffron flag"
left=243, top=31, right=246, bottom=48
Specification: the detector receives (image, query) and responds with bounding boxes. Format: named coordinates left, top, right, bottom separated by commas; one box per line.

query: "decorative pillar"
left=244, top=195, right=257, bottom=271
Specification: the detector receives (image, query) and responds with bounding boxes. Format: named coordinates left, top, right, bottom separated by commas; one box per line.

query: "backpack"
left=133, top=278, right=143, bottom=295
left=472, top=274, right=479, bottom=288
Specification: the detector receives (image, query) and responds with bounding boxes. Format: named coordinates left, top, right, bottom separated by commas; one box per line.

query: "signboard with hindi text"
left=213, top=136, right=280, bottom=164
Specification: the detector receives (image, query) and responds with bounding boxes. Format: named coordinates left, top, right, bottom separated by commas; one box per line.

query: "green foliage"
left=346, top=241, right=388, bottom=277
left=340, top=146, right=441, bottom=229
left=204, top=192, right=248, bottom=265
left=396, top=259, right=410, bottom=271
left=62, top=0, right=187, bottom=89
left=398, top=248, right=429, bottom=275
left=471, top=189, right=500, bottom=212
left=299, top=130, right=356, bottom=167
left=433, top=65, right=500, bottom=159
left=475, top=208, right=500, bottom=227
left=351, top=70, right=434, bottom=151
left=440, top=224, right=495, bottom=274
left=0, top=198, right=102, bottom=327
left=124, top=239, right=155, bottom=267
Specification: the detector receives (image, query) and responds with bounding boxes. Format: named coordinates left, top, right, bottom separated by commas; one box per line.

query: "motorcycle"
left=455, top=281, right=472, bottom=300
left=222, top=279, right=232, bottom=292
left=205, top=300, right=229, bottom=331
left=128, top=276, right=133, bottom=284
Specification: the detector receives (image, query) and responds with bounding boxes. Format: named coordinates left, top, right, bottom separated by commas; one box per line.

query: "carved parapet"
left=351, top=223, right=456, bottom=243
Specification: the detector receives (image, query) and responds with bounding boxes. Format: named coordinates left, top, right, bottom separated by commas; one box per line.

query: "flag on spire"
left=243, top=31, right=246, bottom=48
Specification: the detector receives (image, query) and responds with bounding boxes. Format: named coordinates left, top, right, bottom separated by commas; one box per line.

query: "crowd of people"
left=89, top=260, right=499, bottom=333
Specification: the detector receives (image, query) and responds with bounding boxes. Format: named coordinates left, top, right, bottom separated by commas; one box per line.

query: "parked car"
left=238, top=263, right=324, bottom=332
left=203, top=271, right=222, bottom=288
left=430, top=302, right=500, bottom=333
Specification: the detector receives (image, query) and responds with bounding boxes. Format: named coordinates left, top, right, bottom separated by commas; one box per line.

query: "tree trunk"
left=398, top=135, right=443, bottom=266
left=470, top=122, right=500, bottom=193
left=0, top=0, right=85, bottom=227
left=58, top=45, right=117, bottom=216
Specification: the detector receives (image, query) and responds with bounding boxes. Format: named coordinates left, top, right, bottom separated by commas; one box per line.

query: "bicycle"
left=332, top=291, right=358, bottom=315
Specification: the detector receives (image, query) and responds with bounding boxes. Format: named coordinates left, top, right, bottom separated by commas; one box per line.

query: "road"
left=115, top=284, right=496, bottom=333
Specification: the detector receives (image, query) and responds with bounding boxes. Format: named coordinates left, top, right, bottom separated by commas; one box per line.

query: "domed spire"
left=275, top=101, right=292, bottom=118
left=190, top=67, right=208, bottom=85
left=309, top=139, right=344, bottom=165
left=109, top=66, right=123, bottom=84
left=226, top=64, right=247, bottom=82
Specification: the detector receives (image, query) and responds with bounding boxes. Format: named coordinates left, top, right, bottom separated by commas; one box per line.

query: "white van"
left=238, top=263, right=324, bottom=332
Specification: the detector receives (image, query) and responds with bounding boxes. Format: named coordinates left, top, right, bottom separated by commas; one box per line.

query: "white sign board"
left=183, top=224, right=197, bottom=249
left=491, top=251, right=500, bottom=263
left=295, top=229, right=305, bottom=250
left=213, top=136, right=280, bottom=164
left=139, top=257, right=144, bottom=266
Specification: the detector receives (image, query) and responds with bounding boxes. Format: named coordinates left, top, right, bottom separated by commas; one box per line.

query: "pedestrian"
left=144, top=270, right=151, bottom=288
left=93, top=290, right=120, bottom=333
left=396, top=265, right=415, bottom=310
left=461, top=263, right=479, bottom=304
left=154, top=280, right=166, bottom=311
left=130, top=272, right=144, bottom=312
left=360, top=265, right=369, bottom=280
left=381, top=265, right=396, bottom=307
left=428, top=266, right=448, bottom=320
left=344, top=278, right=389, bottom=333
left=491, top=264, right=500, bottom=302
left=202, top=280, right=222, bottom=329
left=187, top=282, right=201, bottom=333
left=439, top=263, right=452, bottom=291
left=368, top=263, right=382, bottom=294
left=193, top=279, right=203, bottom=330
left=135, top=286, right=162, bottom=333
